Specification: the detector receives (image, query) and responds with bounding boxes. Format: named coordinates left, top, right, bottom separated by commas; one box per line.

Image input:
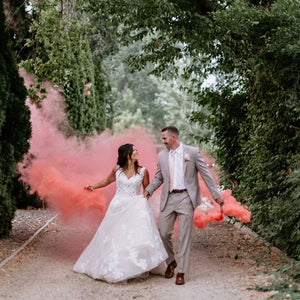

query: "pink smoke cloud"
left=18, top=71, right=250, bottom=229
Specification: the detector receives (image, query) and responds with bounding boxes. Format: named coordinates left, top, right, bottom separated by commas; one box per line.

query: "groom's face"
left=161, top=131, right=174, bottom=150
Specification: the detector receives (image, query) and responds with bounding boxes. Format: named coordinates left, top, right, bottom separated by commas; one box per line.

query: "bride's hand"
left=85, top=185, right=94, bottom=191
left=143, top=190, right=150, bottom=199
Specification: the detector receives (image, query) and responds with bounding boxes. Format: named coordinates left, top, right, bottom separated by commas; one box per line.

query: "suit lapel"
left=163, top=150, right=170, bottom=175
left=183, top=145, right=188, bottom=175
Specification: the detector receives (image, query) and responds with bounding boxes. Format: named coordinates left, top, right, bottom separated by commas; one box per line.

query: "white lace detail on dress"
left=115, top=167, right=145, bottom=197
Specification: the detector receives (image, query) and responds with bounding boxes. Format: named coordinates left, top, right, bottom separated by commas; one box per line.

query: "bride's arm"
left=142, top=168, right=150, bottom=190
left=86, top=165, right=117, bottom=191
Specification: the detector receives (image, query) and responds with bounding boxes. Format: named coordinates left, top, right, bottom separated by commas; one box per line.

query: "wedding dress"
left=73, top=167, right=167, bottom=283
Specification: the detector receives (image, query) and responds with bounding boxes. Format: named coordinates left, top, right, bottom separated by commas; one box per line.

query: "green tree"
left=0, top=1, right=31, bottom=236
left=153, top=74, right=211, bottom=147
left=4, top=0, right=35, bottom=62
left=104, top=41, right=167, bottom=132
left=22, top=0, right=108, bottom=136
left=112, top=88, right=149, bottom=132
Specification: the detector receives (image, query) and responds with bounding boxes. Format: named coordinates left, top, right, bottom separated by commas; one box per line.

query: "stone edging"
left=227, top=217, right=294, bottom=262
left=0, top=213, right=59, bottom=269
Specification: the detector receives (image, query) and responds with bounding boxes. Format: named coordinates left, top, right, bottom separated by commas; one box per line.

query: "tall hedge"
left=0, top=2, right=31, bottom=236
left=22, top=1, right=108, bottom=136
left=5, top=0, right=34, bottom=62
left=192, top=0, right=300, bottom=259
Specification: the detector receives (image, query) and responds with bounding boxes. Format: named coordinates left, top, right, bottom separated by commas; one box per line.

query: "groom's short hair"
left=162, top=126, right=179, bottom=138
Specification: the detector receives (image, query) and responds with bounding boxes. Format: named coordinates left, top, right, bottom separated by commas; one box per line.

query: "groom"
left=144, top=126, right=224, bottom=285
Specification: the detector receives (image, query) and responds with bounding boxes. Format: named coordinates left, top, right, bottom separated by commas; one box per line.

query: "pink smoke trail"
left=18, top=71, right=159, bottom=223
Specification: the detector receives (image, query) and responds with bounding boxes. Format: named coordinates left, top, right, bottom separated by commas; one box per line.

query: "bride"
left=73, top=143, right=167, bottom=283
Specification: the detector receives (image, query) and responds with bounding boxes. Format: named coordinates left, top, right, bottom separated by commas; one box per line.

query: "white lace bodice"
left=115, top=167, right=145, bottom=197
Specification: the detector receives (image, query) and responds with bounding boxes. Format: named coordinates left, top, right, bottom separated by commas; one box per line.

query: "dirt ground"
left=0, top=209, right=288, bottom=300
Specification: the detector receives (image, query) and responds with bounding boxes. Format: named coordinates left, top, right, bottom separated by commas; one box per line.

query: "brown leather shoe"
left=165, top=260, right=177, bottom=278
left=175, top=273, right=185, bottom=285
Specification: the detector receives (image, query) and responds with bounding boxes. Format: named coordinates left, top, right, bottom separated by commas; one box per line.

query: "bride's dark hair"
left=117, top=143, right=140, bottom=173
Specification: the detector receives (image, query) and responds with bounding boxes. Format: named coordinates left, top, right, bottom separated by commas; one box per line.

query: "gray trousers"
left=159, top=191, right=194, bottom=274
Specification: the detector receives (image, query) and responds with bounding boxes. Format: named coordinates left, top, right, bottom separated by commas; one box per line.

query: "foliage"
left=153, top=61, right=213, bottom=147
left=0, top=1, right=31, bottom=236
left=112, top=88, right=148, bottom=132
left=255, top=261, right=300, bottom=299
left=4, top=0, right=35, bottom=62
left=12, top=174, right=40, bottom=209
left=93, top=58, right=112, bottom=132
left=103, top=41, right=167, bottom=134
left=191, top=85, right=250, bottom=181
left=103, top=37, right=212, bottom=142
left=21, top=0, right=109, bottom=136
left=211, top=0, right=300, bottom=259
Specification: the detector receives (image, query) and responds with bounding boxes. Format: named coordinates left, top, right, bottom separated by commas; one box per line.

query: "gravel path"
left=0, top=209, right=57, bottom=263
left=0, top=209, right=284, bottom=299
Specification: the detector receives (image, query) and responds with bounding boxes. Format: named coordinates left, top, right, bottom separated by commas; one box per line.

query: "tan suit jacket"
left=146, top=144, right=221, bottom=211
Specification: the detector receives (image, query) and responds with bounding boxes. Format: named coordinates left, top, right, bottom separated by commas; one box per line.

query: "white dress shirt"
left=169, top=143, right=186, bottom=191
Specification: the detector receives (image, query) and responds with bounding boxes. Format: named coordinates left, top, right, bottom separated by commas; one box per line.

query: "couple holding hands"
left=73, top=126, right=224, bottom=285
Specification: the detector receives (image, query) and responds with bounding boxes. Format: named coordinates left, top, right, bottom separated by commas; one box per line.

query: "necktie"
left=169, top=151, right=175, bottom=192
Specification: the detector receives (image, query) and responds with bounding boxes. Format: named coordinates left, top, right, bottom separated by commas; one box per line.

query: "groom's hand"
left=215, top=196, right=224, bottom=206
left=143, top=190, right=150, bottom=199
